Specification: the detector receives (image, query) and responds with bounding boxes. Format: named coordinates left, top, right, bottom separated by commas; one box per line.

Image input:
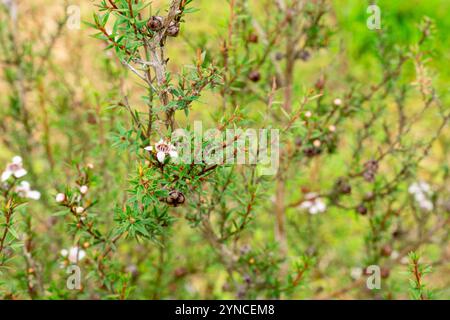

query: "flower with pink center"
left=144, top=140, right=178, bottom=163
left=1, top=156, right=27, bottom=182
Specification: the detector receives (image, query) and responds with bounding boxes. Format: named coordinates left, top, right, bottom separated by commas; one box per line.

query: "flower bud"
left=76, top=206, right=84, bottom=214
left=56, top=193, right=66, bottom=203
left=333, top=98, right=342, bottom=106
left=80, top=185, right=88, bottom=195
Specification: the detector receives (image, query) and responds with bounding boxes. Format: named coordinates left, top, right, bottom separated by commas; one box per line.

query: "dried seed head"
left=147, top=16, right=164, bottom=31
left=167, top=21, right=180, bottom=37
left=166, top=190, right=185, bottom=207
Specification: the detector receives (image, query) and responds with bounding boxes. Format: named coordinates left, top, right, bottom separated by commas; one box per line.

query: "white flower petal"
left=408, top=183, right=419, bottom=194
left=27, top=190, right=41, bottom=200
left=14, top=168, right=27, bottom=178
left=418, top=182, right=431, bottom=193
left=315, top=200, right=326, bottom=212
left=300, top=201, right=313, bottom=209
left=20, top=181, right=30, bottom=189
left=61, top=249, right=68, bottom=257
left=144, top=146, right=153, bottom=151
left=414, top=192, right=426, bottom=202
left=1, top=170, right=12, bottom=182
left=12, top=156, right=22, bottom=164
left=420, top=200, right=433, bottom=212
left=157, top=151, right=166, bottom=163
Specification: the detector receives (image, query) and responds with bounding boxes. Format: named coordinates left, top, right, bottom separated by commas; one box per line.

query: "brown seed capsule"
left=166, top=190, right=185, bottom=207
left=363, top=160, right=379, bottom=182
left=167, top=21, right=180, bottom=37
left=174, top=267, right=188, bottom=278
left=392, top=229, right=403, bottom=239
left=364, top=192, right=375, bottom=202
left=147, top=16, right=164, bottom=31
left=315, top=75, right=326, bottom=91
left=275, top=52, right=284, bottom=61
left=357, top=204, right=368, bottom=215
left=248, top=33, right=258, bottom=43
left=248, top=70, right=261, bottom=82
left=303, top=146, right=321, bottom=158
left=295, top=50, right=311, bottom=61
left=380, top=267, right=390, bottom=279
left=335, top=178, right=352, bottom=195
left=380, top=245, right=393, bottom=257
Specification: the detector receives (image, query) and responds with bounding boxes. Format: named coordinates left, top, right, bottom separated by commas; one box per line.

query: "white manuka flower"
left=299, top=193, right=327, bottom=215
left=144, top=140, right=178, bottom=163
left=15, top=181, right=41, bottom=200
left=61, top=246, right=86, bottom=264
left=408, top=181, right=431, bottom=195
left=1, top=156, right=27, bottom=182
left=408, top=181, right=434, bottom=212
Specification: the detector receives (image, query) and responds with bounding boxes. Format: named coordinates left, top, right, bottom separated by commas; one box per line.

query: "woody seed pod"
left=167, top=21, right=180, bottom=37
left=147, top=16, right=164, bottom=31
left=166, top=190, right=185, bottom=207
left=248, top=70, right=261, bottom=82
